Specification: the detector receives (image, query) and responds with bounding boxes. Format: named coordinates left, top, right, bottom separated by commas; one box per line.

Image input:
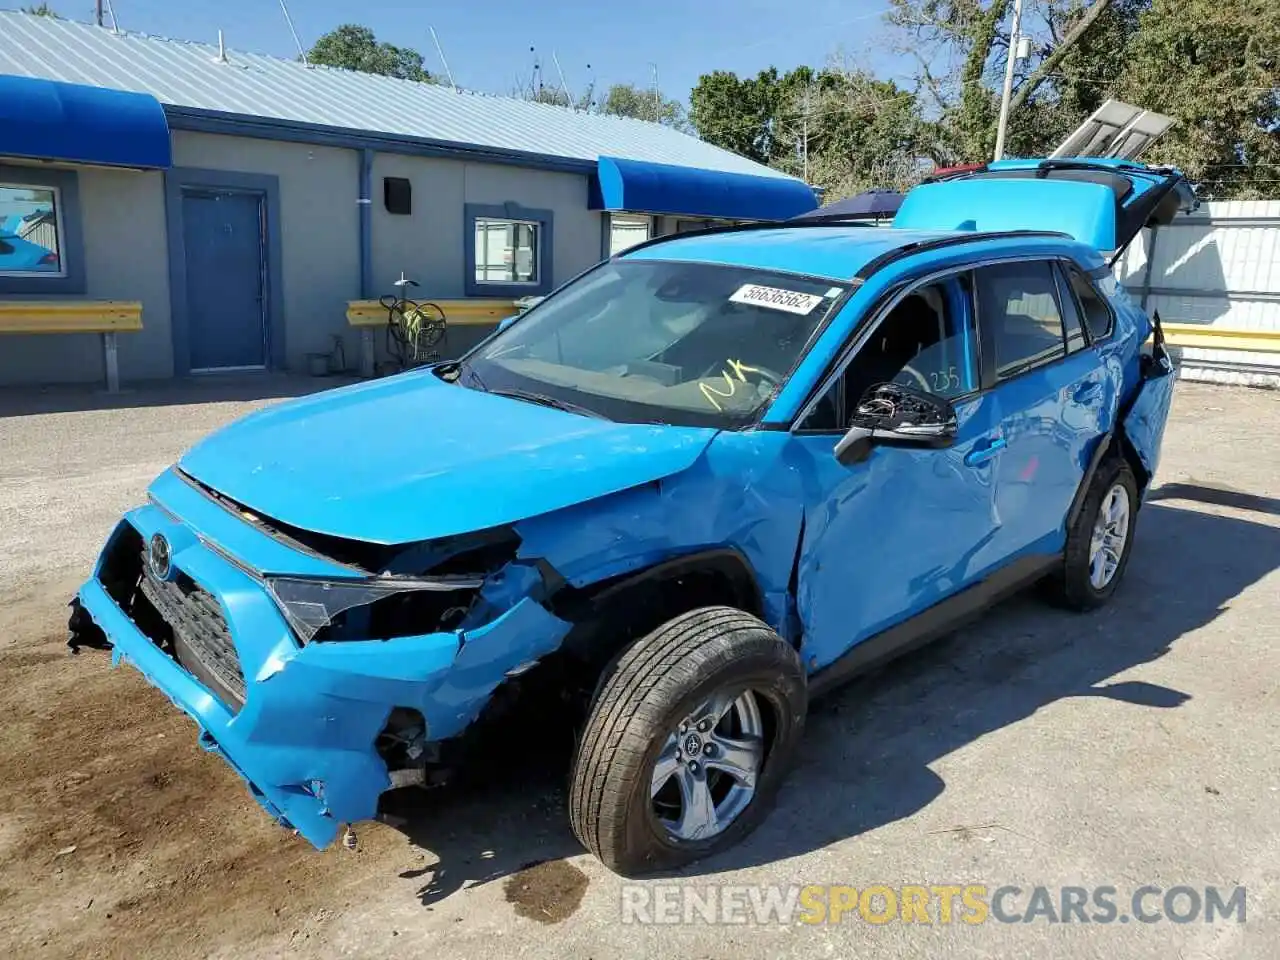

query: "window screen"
left=473, top=218, right=540, bottom=285
left=609, top=214, right=651, bottom=256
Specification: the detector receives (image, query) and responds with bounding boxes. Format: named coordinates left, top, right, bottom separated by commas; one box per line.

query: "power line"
left=768, top=70, right=1280, bottom=126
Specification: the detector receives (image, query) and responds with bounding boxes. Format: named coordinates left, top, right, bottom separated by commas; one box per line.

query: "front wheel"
left=1047, top=458, right=1139, bottom=610
left=568, top=606, right=806, bottom=877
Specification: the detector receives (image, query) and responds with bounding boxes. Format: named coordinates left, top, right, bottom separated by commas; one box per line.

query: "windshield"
left=461, top=259, right=849, bottom=427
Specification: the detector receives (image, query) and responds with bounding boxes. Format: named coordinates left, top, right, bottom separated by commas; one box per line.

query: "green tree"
left=1042, top=0, right=1146, bottom=123
left=886, top=0, right=1128, bottom=162
left=307, top=25, right=439, bottom=83
left=599, top=83, right=687, bottom=129
left=806, top=67, right=926, bottom=197
left=887, top=0, right=1012, bottom=162
left=21, top=3, right=61, bottom=16
left=690, top=69, right=792, bottom=164
left=1120, top=0, right=1280, bottom=197
left=690, top=60, right=924, bottom=198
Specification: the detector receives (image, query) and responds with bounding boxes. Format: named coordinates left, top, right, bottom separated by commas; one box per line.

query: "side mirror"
left=833, top=382, right=958, bottom=466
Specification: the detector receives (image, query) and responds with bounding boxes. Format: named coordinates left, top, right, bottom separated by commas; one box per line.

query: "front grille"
left=129, top=540, right=246, bottom=710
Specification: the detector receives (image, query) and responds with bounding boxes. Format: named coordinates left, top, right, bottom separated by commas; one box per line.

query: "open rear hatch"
left=894, top=99, right=1198, bottom=260
left=893, top=157, right=1198, bottom=261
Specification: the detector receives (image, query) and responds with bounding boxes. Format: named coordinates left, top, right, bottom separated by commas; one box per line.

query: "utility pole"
left=993, top=0, right=1025, bottom=161
left=95, top=0, right=103, bottom=27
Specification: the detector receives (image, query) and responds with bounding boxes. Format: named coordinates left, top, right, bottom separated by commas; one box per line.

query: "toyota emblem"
left=148, top=533, right=173, bottom=581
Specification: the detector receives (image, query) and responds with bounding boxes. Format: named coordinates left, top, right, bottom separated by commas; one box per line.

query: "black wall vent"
left=384, top=177, right=412, bottom=215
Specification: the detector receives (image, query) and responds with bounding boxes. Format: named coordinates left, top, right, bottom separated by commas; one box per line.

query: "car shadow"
left=377, top=498, right=1280, bottom=894
left=377, top=727, right=581, bottom=906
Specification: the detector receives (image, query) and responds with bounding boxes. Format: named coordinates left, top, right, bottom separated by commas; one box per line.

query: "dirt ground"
left=0, top=378, right=624, bottom=959
left=0, top=376, right=1278, bottom=960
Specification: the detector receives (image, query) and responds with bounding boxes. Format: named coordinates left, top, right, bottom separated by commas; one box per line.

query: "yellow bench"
left=346, top=297, right=517, bottom=375
left=0, top=300, right=143, bottom=391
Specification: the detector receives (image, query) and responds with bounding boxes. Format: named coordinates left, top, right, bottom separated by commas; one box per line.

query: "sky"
left=2, top=0, right=911, bottom=105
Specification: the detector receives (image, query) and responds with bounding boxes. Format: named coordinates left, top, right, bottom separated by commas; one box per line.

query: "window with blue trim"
left=0, top=184, right=63, bottom=275
left=0, top=164, right=85, bottom=295
left=464, top=202, right=554, bottom=297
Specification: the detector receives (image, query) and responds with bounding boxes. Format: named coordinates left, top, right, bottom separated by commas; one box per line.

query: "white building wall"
left=1115, top=200, right=1280, bottom=388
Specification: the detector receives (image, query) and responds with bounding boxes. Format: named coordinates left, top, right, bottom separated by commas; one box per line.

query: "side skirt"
left=807, top=553, right=1061, bottom=699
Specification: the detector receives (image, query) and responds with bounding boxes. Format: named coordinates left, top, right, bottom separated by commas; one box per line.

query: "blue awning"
left=790, top=189, right=903, bottom=221
left=0, top=75, right=171, bottom=169
left=590, top=156, right=817, bottom=221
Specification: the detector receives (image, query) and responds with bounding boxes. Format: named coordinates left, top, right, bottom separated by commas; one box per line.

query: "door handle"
left=964, top=437, right=1007, bottom=467
left=1074, top=381, right=1103, bottom=403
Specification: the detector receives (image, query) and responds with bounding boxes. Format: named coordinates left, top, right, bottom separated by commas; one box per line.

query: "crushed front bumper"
left=76, top=483, right=571, bottom=849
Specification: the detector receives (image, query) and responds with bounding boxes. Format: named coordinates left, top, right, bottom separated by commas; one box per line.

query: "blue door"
left=182, top=189, right=267, bottom=371
left=790, top=274, right=1003, bottom=672
left=972, top=260, right=1098, bottom=559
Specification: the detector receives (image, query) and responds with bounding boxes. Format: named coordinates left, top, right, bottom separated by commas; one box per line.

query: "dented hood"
left=178, top=371, right=717, bottom=544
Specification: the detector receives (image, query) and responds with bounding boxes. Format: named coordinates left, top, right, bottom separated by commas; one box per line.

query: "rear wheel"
left=1047, top=458, right=1139, bottom=610
left=568, top=606, right=806, bottom=877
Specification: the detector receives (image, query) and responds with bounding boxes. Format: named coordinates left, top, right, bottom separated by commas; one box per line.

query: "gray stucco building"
left=0, top=12, right=816, bottom=388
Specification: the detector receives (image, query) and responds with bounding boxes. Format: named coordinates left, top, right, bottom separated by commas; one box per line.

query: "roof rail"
left=852, top=230, right=1074, bottom=280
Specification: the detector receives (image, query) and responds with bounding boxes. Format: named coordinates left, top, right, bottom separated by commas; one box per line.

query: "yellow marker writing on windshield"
left=699, top=359, right=760, bottom=411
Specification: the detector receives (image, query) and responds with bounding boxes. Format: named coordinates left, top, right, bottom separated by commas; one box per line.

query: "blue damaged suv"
left=71, top=158, right=1193, bottom=876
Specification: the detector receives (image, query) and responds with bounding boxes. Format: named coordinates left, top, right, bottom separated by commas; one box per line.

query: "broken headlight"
left=266, top=575, right=484, bottom=643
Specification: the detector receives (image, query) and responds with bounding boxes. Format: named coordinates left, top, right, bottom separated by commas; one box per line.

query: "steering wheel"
left=894, top=362, right=931, bottom=393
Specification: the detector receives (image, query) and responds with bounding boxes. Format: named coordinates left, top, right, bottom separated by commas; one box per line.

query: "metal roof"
left=0, top=11, right=795, bottom=181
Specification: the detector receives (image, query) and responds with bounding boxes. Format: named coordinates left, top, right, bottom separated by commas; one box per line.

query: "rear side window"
left=1053, top=263, right=1088, bottom=353
left=1066, top=266, right=1114, bottom=341
left=975, top=261, right=1067, bottom=378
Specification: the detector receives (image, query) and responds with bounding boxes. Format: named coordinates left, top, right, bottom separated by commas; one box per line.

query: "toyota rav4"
left=70, top=158, right=1192, bottom=876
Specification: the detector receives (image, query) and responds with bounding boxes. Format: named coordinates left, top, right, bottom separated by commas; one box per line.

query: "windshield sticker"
left=729, top=284, right=825, bottom=315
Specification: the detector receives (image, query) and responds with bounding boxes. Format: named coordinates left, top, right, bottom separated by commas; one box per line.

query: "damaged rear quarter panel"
left=1122, top=364, right=1177, bottom=487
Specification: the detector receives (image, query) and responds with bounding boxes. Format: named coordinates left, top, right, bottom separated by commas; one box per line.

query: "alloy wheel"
left=1089, top=482, right=1131, bottom=589
left=649, top=689, right=765, bottom=842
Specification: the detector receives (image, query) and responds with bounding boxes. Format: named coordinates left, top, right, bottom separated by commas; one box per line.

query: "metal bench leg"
left=360, top=328, right=376, bottom=377
left=102, top=332, right=120, bottom=393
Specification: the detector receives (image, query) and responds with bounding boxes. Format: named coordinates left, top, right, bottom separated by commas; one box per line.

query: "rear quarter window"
left=1066, top=266, right=1115, bottom=341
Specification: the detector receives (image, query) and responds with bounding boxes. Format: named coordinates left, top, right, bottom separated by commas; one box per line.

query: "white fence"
left=1114, top=200, right=1280, bottom=388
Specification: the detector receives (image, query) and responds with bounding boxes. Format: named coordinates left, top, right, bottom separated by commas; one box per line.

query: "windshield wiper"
left=490, top=388, right=610, bottom=420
